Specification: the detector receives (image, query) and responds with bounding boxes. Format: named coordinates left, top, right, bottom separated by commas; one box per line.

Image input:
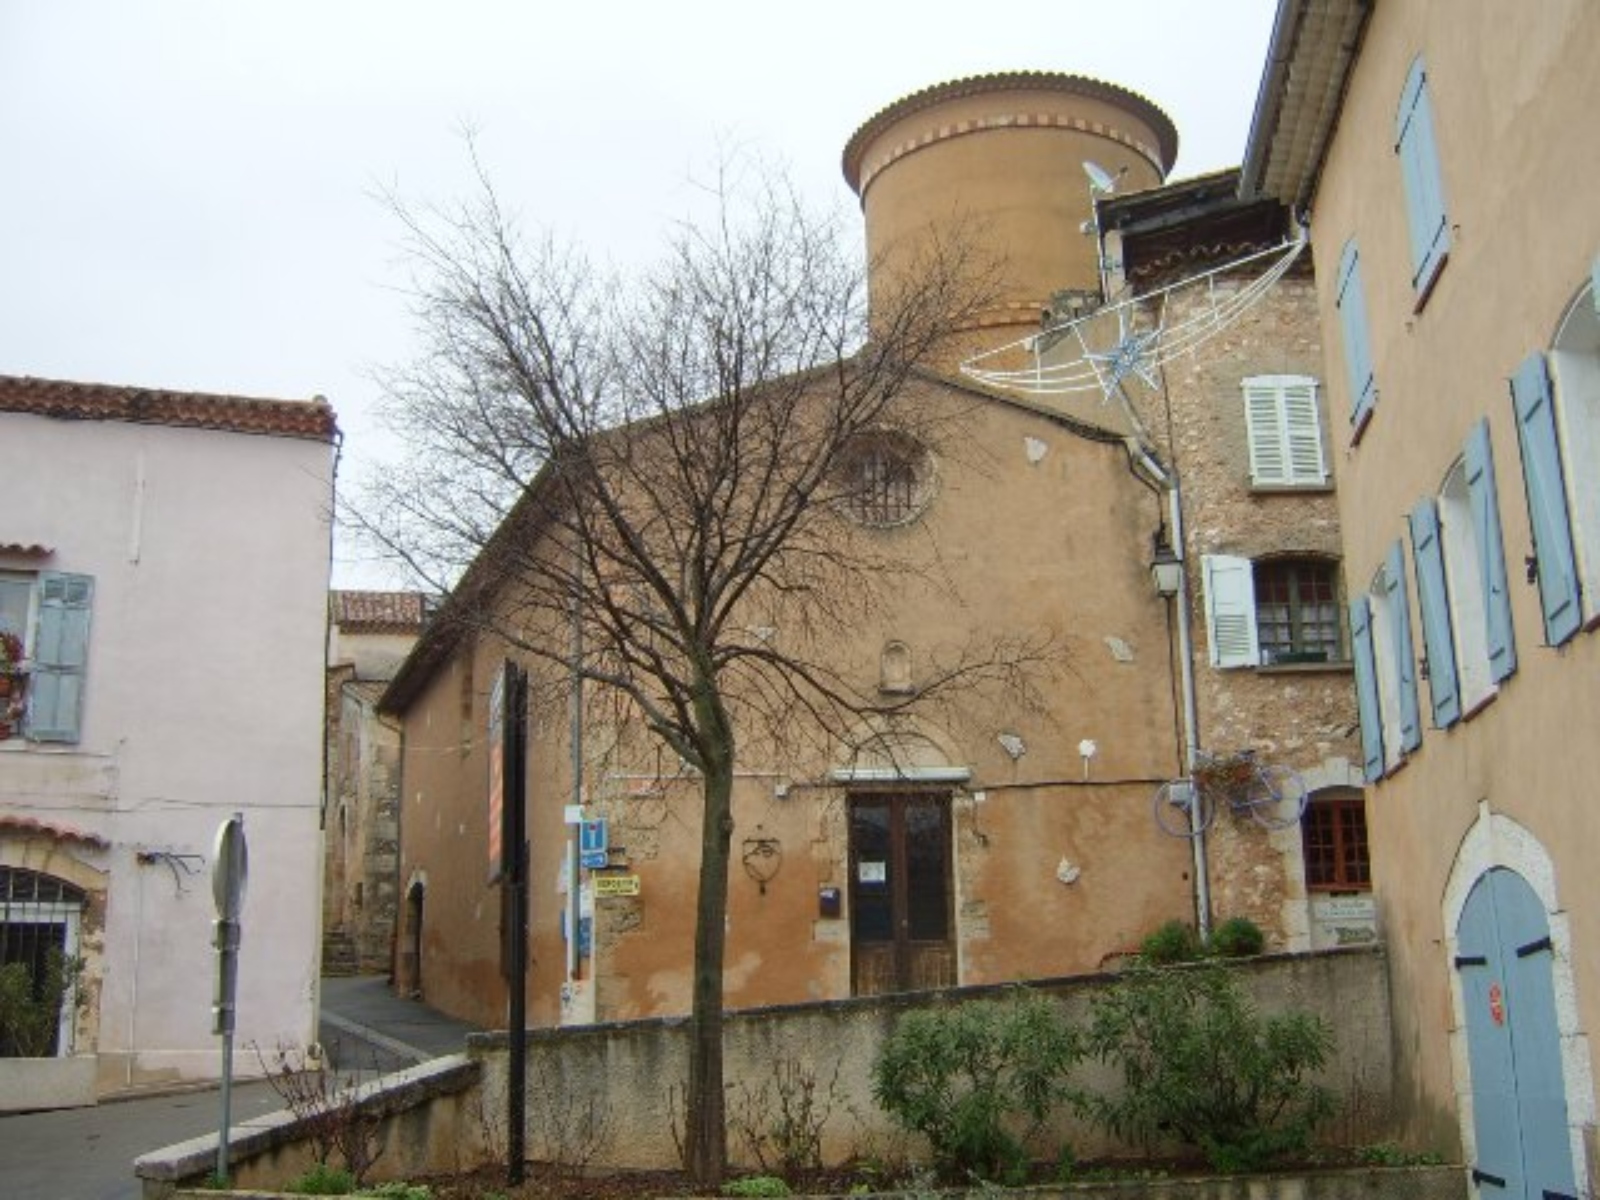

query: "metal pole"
left=217, top=1033, right=233, bottom=1183
left=507, top=666, right=528, bottom=1186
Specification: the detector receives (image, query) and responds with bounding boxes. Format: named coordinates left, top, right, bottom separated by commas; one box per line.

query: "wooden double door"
left=848, top=793, right=955, bottom=996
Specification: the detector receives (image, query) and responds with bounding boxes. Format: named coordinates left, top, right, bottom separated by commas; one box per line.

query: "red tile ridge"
left=0, top=374, right=338, bottom=443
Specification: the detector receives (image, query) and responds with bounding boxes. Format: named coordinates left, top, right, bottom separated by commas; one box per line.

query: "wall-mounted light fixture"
left=1150, top=529, right=1183, bottom=599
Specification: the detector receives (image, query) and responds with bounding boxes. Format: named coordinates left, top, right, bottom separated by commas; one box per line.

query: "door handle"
left=1471, top=1167, right=1506, bottom=1188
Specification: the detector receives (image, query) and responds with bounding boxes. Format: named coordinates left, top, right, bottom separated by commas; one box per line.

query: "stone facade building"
left=323, top=591, right=427, bottom=975
left=379, top=71, right=1365, bottom=1033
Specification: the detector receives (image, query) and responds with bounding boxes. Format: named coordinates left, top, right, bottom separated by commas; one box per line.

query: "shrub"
left=723, top=1175, right=792, bottom=1197
left=1081, top=961, right=1335, bottom=1172
left=1139, top=919, right=1202, bottom=965
left=285, top=1162, right=356, bottom=1195
left=1208, top=917, right=1265, bottom=958
left=0, top=950, right=86, bottom=1057
left=872, top=991, right=1081, bottom=1184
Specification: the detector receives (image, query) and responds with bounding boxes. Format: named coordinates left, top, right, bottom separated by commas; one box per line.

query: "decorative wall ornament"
left=741, top=830, right=782, bottom=895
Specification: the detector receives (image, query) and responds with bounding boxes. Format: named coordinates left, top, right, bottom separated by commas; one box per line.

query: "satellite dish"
left=1083, top=160, right=1118, bottom=196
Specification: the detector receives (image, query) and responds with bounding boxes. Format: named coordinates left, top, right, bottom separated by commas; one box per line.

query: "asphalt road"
left=0, top=976, right=480, bottom=1200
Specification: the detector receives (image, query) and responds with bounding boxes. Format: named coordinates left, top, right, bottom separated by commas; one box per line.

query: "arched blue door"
left=1455, top=867, right=1576, bottom=1199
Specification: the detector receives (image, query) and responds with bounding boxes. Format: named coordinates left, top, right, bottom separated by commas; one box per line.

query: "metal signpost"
left=495, top=661, right=529, bottom=1186
left=211, top=813, right=248, bottom=1184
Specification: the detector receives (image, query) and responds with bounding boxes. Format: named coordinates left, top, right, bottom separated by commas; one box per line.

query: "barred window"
left=840, top=433, right=932, bottom=528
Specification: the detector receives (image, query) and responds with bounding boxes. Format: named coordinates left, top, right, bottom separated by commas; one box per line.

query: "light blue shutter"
left=1349, top=596, right=1385, bottom=781
left=1464, top=419, right=1518, bottom=680
left=1409, top=497, right=1461, bottom=728
left=1385, top=542, right=1423, bottom=754
left=1396, top=57, right=1451, bottom=296
left=1510, top=352, right=1582, bottom=646
left=25, top=572, right=93, bottom=743
left=1202, top=554, right=1259, bottom=668
left=1591, top=253, right=1598, bottom=318
left=1336, top=239, right=1377, bottom=428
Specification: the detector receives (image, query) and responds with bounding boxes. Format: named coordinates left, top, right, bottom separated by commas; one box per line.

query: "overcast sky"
left=0, top=1, right=1278, bottom=587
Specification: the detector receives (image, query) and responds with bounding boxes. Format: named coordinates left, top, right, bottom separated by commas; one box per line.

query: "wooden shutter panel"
left=1202, top=554, right=1259, bottom=669
left=1349, top=596, right=1385, bottom=782
left=1282, top=377, right=1327, bottom=484
left=1336, top=240, right=1377, bottom=427
left=1244, top=379, right=1287, bottom=485
left=1510, top=352, right=1582, bottom=646
left=25, top=572, right=93, bottom=743
left=1384, top=542, right=1423, bottom=754
left=1396, top=57, right=1451, bottom=296
left=1410, top=497, right=1461, bottom=728
left=1464, top=419, right=1519, bottom=681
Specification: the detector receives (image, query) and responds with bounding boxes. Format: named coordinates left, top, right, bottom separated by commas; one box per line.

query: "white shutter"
left=1282, top=378, right=1327, bottom=484
left=1244, top=380, right=1287, bottom=485
left=1244, top=375, right=1325, bottom=486
left=1202, top=554, right=1260, bottom=669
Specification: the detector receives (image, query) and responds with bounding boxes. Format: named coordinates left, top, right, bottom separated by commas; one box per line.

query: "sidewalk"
left=0, top=974, right=483, bottom=1200
left=317, top=974, right=483, bottom=1074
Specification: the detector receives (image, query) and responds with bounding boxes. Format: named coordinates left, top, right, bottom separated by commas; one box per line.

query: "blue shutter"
left=1510, top=352, right=1582, bottom=646
left=1336, top=239, right=1377, bottom=428
left=1464, top=420, right=1518, bottom=681
left=1409, top=497, right=1461, bottom=728
left=1592, top=254, right=1598, bottom=319
left=1385, top=542, right=1423, bottom=754
left=25, top=572, right=93, bottom=743
left=1350, top=596, right=1385, bottom=781
left=1395, top=57, right=1451, bottom=296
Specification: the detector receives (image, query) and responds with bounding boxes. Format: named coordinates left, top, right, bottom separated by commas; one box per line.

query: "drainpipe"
left=567, top=548, right=583, bottom=988
left=1166, top=482, right=1210, bottom=939
left=1128, top=442, right=1210, bottom=938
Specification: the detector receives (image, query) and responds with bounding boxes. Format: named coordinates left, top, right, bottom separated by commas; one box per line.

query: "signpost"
left=494, top=661, right=529, bottom=1186
left=211, top=813, right=248, bottom=1184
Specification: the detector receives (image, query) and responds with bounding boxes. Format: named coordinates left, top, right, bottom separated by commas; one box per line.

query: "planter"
left=0, top=1054, right=98, bottom=1112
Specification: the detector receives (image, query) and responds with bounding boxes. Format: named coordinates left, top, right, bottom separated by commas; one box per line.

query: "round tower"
left=843, top=72, right=1178, bottom=364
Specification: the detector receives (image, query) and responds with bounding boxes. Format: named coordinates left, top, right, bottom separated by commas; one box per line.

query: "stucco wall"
left=393, top=377, right=1211, bottom=1031
left=0, top=411, right=332, bottom=1094
left=1300, top=0, right=1600, bottom=1172
left=468, top=947, right=1395, bottom=1170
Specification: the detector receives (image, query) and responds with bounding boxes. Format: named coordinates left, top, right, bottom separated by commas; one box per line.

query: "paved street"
left=0, top=975, right=481, bottom=1200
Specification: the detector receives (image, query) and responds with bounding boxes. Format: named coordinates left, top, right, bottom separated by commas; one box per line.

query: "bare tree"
left=353, top=160, right=1050, bottom=1184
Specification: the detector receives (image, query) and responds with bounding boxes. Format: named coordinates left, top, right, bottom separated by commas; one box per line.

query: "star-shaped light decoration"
left=1085, top=322, right=1163, bottom=401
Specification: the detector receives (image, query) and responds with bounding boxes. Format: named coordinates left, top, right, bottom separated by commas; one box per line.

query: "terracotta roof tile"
left=331, top=590, right=429, bottom=633
left=0, top=374, right=338, bottom=443
left=0, top=814, right=109, bottom=849
left=0, top=543, right=53, bottom=557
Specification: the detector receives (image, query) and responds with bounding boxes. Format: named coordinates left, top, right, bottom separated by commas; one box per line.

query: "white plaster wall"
left=0, top=410, right=332, bottom=1092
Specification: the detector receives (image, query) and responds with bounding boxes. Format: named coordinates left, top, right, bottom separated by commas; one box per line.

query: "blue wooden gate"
left=1455, top=867, right=1577, bottom=1199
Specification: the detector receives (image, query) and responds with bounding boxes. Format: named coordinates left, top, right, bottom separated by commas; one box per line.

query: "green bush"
left=285, top=1162, right=356, bottom=1194
left=722, top=1175, right=792, bottom=1197
left=872, top=992, right=1081, bottom=1184
left=1208, top=917, right=1265, bottom=958
left=1081, top=962, right=1335, bottom=1172
left=356, top=1184, right=432, bottom=1200
left=1139, top=919, right=1202, bottom=965
left=0, top=950, right=85, bottom=1057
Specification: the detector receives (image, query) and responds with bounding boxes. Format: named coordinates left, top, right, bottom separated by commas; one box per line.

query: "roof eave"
left=1238, top=0, right=1374, bottom=210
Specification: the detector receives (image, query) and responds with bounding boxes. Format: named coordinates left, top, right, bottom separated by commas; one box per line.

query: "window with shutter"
left=1463, top=420, right=1518, bottom=681
left=1438, top=459, right=1496, bottom=711
left=1410, top=496, right=1460, bottom=728
left=1396, top=56, right=1451, bottom=302
left=1547, top=273, right=1600, bottom=628
left=1202, top=554, right=1259, bottom=669
left=1510, top=352, right=1582, bottom=646
left=24, top=572, right=93, bottom=744
left=1243, top=375, right=1327, bottom=488
left=1336, top=239, right=1377, bottom=432
left=1349, top=596, right=1385, bottom=782
left=1369, top=545, right=1421, bottom=768
left=1254, top=559, right=1344, bottom=663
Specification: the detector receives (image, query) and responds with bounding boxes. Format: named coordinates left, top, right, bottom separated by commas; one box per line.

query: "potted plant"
left=1192, top=750, right=1258, bottom=805
left=0, top=630, right=24, bottom=736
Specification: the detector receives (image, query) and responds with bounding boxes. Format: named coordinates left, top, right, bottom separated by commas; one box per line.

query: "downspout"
left=1126, top=441, right=1211, bottom=938
left=567, top=544, right=583, bottom=990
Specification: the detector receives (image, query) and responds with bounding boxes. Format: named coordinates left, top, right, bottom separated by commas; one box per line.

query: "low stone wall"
left=135, top=947, right=1396, bottom=1195
left=0, top=1053, right=98, bottom=1113
left=134, top=1055, right=479, bottom=1198
left=474, top=945, right=1395, bottom=1171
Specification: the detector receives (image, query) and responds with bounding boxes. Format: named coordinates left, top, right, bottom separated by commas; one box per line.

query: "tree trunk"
left=685, top=740, right=735, bottom=1184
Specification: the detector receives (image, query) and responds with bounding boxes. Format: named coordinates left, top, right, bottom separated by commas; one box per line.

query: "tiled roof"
left=0, top=374, right=338, bottom=443
left=331, top=590, right=429, bottom=633
left=0, top=814, right=109, bottom=849
left=0, top=543, right=53, bottom=557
